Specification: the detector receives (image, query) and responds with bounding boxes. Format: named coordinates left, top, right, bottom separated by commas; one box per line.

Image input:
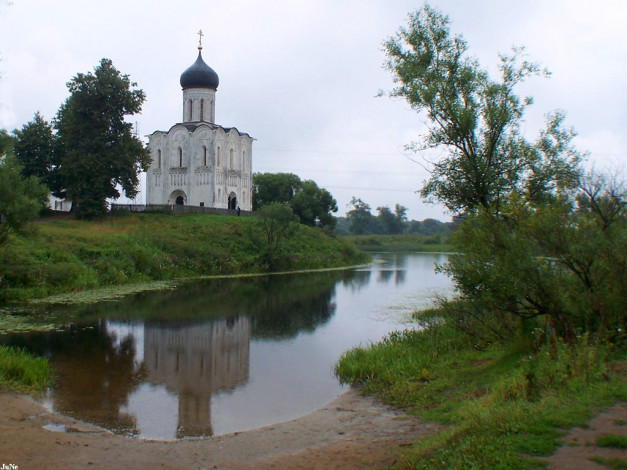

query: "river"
left=0, top=252, right=452, bottom=439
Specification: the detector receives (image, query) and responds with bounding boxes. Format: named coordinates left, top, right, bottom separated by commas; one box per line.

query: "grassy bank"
left=0, top=212, right=368, bottom=303
left=336, top=313, right=627, bottom=469
left=0, top=345, right=53, bottom=392
left=343, top=234, right=452, bottom=252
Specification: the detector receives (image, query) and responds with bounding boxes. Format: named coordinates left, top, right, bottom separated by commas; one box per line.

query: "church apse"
left=143, top=316, right=250, bottom=437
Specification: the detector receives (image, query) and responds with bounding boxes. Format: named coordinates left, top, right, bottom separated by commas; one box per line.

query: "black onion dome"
left=180, top=51, right=219, bottom=90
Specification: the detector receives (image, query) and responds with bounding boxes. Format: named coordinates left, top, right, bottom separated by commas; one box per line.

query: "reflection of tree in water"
left=378, top=270, right=394, bottom=283
left=395, top=269, right=407, bottom=285
left=250, top=274, right=336, bottom=339
left=50, top=269, right=361, bottom=340
left=342, top=270, right=371, bottom=292
left=3, top=323, right=145, bottom=435
left=392, top=253, right=408, bottom=269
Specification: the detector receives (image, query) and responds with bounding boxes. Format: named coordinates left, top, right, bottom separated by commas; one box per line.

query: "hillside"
left=0, top=212, right=368, bottom=303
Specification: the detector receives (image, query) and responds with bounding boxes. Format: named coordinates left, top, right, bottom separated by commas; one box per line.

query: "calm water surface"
left=1, top=253, right=451, bottom=439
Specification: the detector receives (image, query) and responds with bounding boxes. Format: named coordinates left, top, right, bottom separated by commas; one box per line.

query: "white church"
left=145, top=35, right=254, bottom=211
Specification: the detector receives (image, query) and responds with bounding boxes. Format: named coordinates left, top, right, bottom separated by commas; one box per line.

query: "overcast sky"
left=1, top=0, right=626, bottom=221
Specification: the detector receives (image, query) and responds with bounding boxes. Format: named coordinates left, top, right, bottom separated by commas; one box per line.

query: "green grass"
left=0, top=212, right=368, bottom=302
left=589, top=456, right=627, bottom=469
left=0, top=345, right=53, bottom=392
left=343, top=234, right=452, bottom=252
left=335, top=318, right=627, bottom=469
left=597, top=434, right=627, bottom=449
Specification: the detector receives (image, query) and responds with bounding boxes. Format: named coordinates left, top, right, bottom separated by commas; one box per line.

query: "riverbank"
left=0, top=212, right=368, bottom=303
left=1, top=384, right=625, bottom=469
left=336, top=319, right=627, bottom=469
left=0, top=388, right=441, bottom=469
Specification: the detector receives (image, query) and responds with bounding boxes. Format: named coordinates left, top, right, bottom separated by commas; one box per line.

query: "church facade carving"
left=145, top=35, right=253, bottom=211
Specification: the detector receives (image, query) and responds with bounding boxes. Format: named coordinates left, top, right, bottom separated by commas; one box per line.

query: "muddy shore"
left=0, top=388, right=441, bottom=469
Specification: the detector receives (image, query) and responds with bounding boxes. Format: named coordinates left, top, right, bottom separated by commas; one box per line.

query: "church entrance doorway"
left=168, top=190, right=187, bottom=206
left=228, top=192, right=237, bottom=210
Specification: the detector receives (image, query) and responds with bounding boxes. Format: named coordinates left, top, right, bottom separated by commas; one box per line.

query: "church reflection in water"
left=143, top=316, right=250, bottom=437
left=0, top=254, right=450, bottom=439
left=2, top=268, right=347, bottom=438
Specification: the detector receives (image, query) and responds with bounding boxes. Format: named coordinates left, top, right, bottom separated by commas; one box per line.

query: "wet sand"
left=0, top=388, right=441, bottom=469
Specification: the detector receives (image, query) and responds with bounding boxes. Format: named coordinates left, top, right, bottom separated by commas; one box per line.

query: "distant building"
left=145, top=35, right=254, bottom=211
left=50, top=195, right=71, bottom=212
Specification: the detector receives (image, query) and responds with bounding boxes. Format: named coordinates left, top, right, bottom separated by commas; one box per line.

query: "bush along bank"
left=0, top=212, right=368, bottom=303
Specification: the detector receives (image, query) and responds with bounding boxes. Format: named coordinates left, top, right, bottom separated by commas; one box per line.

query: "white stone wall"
left=146, top=124, right=253, bottom=211
left=49, top=195, right=72, bottom=212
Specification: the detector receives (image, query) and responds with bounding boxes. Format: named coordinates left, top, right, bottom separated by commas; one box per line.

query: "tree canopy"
left=345, top=197, right=380, bottom=235
left=54, top=58, right=150, bottom=219
left=252, top=173, right=302, bottom=210
left=384, top=4, right=580, bottom=215
left=383, top=4, right=624, bottom=343
left=13, top=112, right=56, bottom=188
left=252, top=172, right=338, bottom=228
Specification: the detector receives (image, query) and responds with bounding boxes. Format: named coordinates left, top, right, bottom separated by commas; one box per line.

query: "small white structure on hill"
left=145, top=33, right=253, bottom=211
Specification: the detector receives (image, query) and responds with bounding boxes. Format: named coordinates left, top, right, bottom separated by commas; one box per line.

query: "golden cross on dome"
left=198, top=30, right=204, bottom=51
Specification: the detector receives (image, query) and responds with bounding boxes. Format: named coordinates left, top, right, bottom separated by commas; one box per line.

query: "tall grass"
left=0, top=345, right=53, bottom=392
left=336, top=319, right=626, bottom=469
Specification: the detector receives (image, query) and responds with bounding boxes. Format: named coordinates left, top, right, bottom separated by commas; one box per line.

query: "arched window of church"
left=200, top=99, right=204, bottom=121
left=202, top=146, right=207, bottom=166
left=157, top=149, right=162, bottom=169
left=217, top=146, right=221, bottom=166
left=218, top=188, right=221, bottom=201
left=242, top=150, right=246, bottom=171
left=188, top=100, right=193, bottom=121
left=229, top=149, right=234, bottom=169
left=178, top=147, right=183, bottom=167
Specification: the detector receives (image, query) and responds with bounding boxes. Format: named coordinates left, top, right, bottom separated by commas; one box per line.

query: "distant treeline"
left=334, top=216, right=456, bottom=236
left=333, top=197, right=457, bottom=236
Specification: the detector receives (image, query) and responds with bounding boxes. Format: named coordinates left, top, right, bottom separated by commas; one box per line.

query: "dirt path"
left=545, top=402, right=627, bottom=470
left=0, top=389, right=442, bottom=470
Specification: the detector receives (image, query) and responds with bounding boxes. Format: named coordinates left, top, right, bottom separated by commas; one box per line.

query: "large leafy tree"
left=383, top=5, right=624, bottom=342
left=13, top=112, right=56, bottom=188
left=253, top=172, right=338, bottom=229
left=346, top=197, right=382, bottom=235
left=54, top=58, right=150, bottom=219
left=290, top=180, right=338, bottom=228
left=383, top=4, right=580, bottom=215
left=376, top=204, right=407, bottom=234
left=252, top=172, right=302, bottom=210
